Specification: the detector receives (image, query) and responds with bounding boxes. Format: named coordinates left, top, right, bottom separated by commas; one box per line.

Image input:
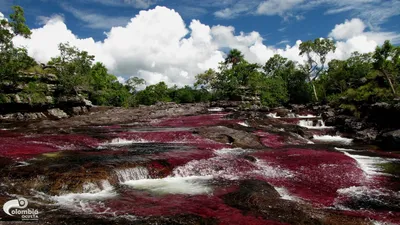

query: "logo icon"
left=3, top=198, right=28, bottom=216
left=2, top=198, right=39, bottom=221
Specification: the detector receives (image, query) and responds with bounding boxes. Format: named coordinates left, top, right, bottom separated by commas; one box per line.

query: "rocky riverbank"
left=0, top=72, right=92, bottom=122
left=318, top=101, right=400, bottom=150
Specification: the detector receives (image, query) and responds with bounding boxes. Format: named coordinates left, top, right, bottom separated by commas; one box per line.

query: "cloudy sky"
left=1, top=0, right=400, bottom=86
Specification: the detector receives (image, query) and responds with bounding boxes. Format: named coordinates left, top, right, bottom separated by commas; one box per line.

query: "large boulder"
left=355, top=128, right=378, bottom=143
left=222, top=180, right=322, bottom=225
left=377, top=129, right=400, bottom=150
left=321, top=109, right=335, bottom=121
left=197, top=126, right=264, bottom=149
left=274, top=108, right=290, bottom=117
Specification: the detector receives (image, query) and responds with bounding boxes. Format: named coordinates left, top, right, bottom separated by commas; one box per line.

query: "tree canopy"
left=1, top=5, right=398, bottom=112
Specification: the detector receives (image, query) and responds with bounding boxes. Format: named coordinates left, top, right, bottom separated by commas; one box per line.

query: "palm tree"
left=225, top=49, right=244, bottom=67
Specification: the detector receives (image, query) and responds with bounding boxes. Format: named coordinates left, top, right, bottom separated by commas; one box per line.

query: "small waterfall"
left=298, top=119, right=332, bottom=129
left=208, top=107, right=224, bottom=112
left=335, top=148, right=395, bottom=176
left=313, top=135, right=353, bottom=145
left=298, top=114, right=317, bottom=118
left=115, top=167, right=150, bottom=183
left=122, top=176, right=213, bottom=195
left=102, top=138, right=150, bottom=146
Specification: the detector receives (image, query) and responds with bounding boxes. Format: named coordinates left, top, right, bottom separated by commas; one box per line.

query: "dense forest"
left=1, top=6, right=399, bottom=116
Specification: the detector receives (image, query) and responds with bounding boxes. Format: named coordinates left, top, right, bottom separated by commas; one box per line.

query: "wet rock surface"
left=0, top=104, right=399, bottom=224
left=196, top=126, right=264, bottom=149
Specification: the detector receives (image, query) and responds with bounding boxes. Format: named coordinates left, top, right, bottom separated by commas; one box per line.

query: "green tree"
left=136, top=82, right=171, bottom=105
left=318, top=52, right=373, bottom=99
left=9, top=6, right=31, bottom=38
left=225, top=49, right=244, bottom=67
left=0, top=6, right=35, bottom=83
left=87, top=62, right=133, bottom=107
left=170, top=86, right=196, bottom=103
left=213, top=60, right=261, bottom=100
left=194, top=68, right=217, bottom=91
left=49, top=43, right=95, bottom=94
left=126, top=76, right=145, bottom=93
left=373, top=40, right=399, bottom=96
left=299, top=38, right=336, bottom=101
left=263, top=55, right=311, bottom=104
left=263, top=54, right=290, bottom=77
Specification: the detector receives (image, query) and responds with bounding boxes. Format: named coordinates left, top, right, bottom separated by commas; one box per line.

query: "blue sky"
left=2, top=0, right=400, bottom=86
left=3, top=0, right=399, bottom=46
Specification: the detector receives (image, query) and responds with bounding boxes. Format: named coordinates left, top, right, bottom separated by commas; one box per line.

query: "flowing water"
left=0, top=111, right=399, bottom=224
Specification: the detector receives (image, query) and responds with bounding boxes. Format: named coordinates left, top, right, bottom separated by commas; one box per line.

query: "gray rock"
left=322, top=110, right=335, bottom=121
left=377, top=129, right=400, bottom=150
left=45, top=96, right=54, bottom=104
left=371, top=102, right=390, bottom=109
left=83, top=99, right=93, bottom=107
left=70, top=106, right=89, bottom=115
left=355, top=128, right=378, bottom=143
left=14, top=94, right=22, bottom=104
left=197, top=126, right=264, bottom=149
left=274, top=108, right=290, bottom=117
left=47, top=108, right=68, bottom=119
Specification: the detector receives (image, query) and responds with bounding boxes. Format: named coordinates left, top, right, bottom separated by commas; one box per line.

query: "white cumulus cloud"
left=329, top=18, right=366, bottom=40
left=12, top=6, right=400, bottom=87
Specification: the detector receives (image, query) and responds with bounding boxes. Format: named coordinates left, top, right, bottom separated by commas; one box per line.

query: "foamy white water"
left=51, top=180, right=117, bottom=211
left=254, top=159, right=293, bottom=179
left=298, top=114, right=317, bottom=118
left=335, top=148, right=396, bottom=176
left=298, top=119, right=333, bottom=129
left=173, top=148, right=292, bottom=181
left=101, top=138, right=151, bottom=146
left=274, top=187, right=297, bottom=201
left=115, top=167, right=150, bottom=183
left=118, top=148, right=292, bottom=195
left=123, top=176, right=213, bottom=195
left=238, top=122, right=250, bottom=127
left=334, top=147, right=357, bottom=152
left=337, top=186, right=400, bottom=202
left=267, top=113, right=281, bottom=118
left=208, top=107, right=224, bottom=112
left=290, top=133, right=315, bottom=144
left=313, top=135, right=353, bottom=145
left=215, top=147, right=249, bottom=156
